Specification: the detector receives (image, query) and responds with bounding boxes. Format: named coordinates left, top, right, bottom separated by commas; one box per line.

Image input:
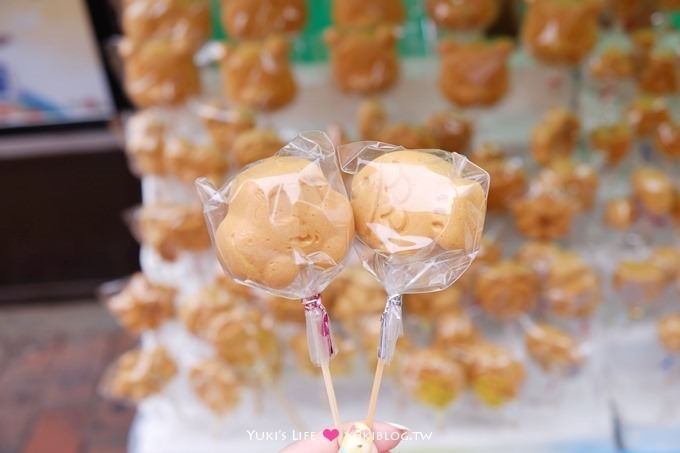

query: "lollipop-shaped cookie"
left=197, top=132, right=354, bottom=428
left=339, top=142, right=489, bottom=425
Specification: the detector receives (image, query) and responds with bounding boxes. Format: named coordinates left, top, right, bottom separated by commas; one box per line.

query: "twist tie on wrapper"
left=302, top=294, right=336, bottom=367
left=378, top=294, right=404, bottom=363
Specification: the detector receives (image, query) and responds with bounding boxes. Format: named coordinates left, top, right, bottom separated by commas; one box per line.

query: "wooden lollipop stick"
left=365, top=358, right=386, bottom=427
left=321, top=361, right=342, bottom=429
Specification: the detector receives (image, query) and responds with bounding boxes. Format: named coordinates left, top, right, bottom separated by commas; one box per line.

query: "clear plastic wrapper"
left=217, top=36, right=297, bottom=112
left=121, top=0, right=211, bottom=51
left=331, top=0, right=405, bottom=27
left=119, top=38, right=201, bottom=108
left=325, top=26, right=400, bottom=96
left=438, top=39, right=514, bottom=108
left=339, top=142, right=489, bottom=362
left=522, top=0, right=600, bottom=66
left=425, top=0, right=500, bottom=31
left=220, top=0, right=307, bottom=41
left=196, top=131, right=354, bottom=370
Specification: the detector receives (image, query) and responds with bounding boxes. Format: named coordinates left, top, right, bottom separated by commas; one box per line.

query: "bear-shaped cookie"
left=218, top=36, right=297, bottom=111
left=220, top=0, right=307, bottom=40
left=425, top=0, right=499, bottom=31
left=438, top=39, right=514, bottom=108
left=332, top=0, right=405, bottom=27
left=350, top=150, right=486, bottom=255
left=626, top=96, right=671, bottom=138
left=122, top=0, right=211, bottom=51
left=325, top=26, right=400, bottom=95
left=525, top=323, right=583, bottom=373
left=120, top=38, right=201, bottom=108
left=215, top=156, right=354, bottom=290
left=522, top=0, right=600, bottom=66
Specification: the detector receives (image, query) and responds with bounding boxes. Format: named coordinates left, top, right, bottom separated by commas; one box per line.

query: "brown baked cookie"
left=219, top=36, right=297, bottom=111
left=120, top=38, right=200, bottom=108
left=589, top=123, right=632, bottom=166
left=525, top=323, right=583, bottom=372
left=438, top=39, right=513, bottom=108
left=332, top=0, right=405, bottom=27
left=351, top=150, right=486, bottom=255
left=325, top=26, right=400, bottom=95
left=215, top=156, right=354, bottom=290
left=425, top=0, right=499, bottom=31
left=522, top=0, right=600, bottom=66
left=122, top=0, right=211, bottom=51
left=531, top=107, right=580, bottom=166
left=631, top=167, right=675, bottom=217
left=474, top=260, right=539, bottom=320
left=221, top=0, right=307, bottom=40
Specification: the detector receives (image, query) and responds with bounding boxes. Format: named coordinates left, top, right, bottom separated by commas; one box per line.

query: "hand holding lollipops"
left=338, top=142, right=489, bottom=426
left=196, top=131, right=354, bottom=429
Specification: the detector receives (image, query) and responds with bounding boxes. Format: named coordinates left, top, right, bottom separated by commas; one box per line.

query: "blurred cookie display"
left=475, top=260, right=539, bottom=320
left=332, top=0, right=405, bottom=27
left=402, top=348, right=466, bottom=409
left=589, top=123, right=632, bottom=166
left=525, top=324, right=583, bottom=373
left=522, top=0, right=600, bottom=66
left=218, top=37, right=297, bottom=111
left=425, top=0, right=499, bottom=31
left=460, top=342, right=525, bottom=407
left=220, top=0, right=307, bottom=40
left=189, top=358, right=241, bottom=415
left=107, top=273, right=176, bottom=332
left=103, top=347, right=178, bottom=402
left=658, top=314, right=680, bottom=353
left=134, top=204, right=213, bottom=261
left=122, top=0, right=211, bottom=50
left=325, top=27, right=400, bottom=95
left=531, top=107, right=580, bottom=166
left=357, top=100, right=473, bottom=151
left=119, top=38, right=201, bottom=108
left=438, top=39, right=514, bottom=108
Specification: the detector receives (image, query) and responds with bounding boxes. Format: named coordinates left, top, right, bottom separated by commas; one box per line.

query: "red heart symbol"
left=322, top=428, right=340, bottom=442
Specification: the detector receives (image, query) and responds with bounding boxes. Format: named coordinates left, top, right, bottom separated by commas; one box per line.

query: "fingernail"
left=339, top=422, right=373, bottom=453
left=386, top=422, right=410, bottom=432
